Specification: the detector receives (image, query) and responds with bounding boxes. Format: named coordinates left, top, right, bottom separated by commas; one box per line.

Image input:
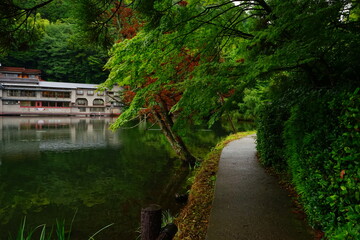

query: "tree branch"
left=196, top=20, right=254, bottom=39
left=168, top=1, right=258, bottom=30
left=255, top=0, right=272, bottom=14
left=22, top=0, right=54, bottom=11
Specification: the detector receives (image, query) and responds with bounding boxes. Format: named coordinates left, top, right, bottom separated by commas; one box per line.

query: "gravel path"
left=206, top=135, right=314, bottom=240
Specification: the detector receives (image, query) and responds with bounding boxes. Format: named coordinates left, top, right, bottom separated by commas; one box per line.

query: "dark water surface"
left=0, top=116, right=254, bottom=239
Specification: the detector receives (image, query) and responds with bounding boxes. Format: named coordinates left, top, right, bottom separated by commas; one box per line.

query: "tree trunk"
left=152, top=109, right=196, bottom=166
left=219, top=95, right=237, bottom=133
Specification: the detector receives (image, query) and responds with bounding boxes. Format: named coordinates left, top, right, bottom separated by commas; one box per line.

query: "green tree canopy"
left=102, top=0, right=359, bottom=128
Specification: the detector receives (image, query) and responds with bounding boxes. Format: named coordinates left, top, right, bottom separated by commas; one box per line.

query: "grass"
left=173, top=131, right=256, bottom=240
left=10, top=217, right=55, bottom=240
left=161, top=210, right=176, bottom=228
left=10, top=216, right=113, bottom=240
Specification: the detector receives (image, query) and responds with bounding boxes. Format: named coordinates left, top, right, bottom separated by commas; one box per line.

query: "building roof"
left=1, top=81, right=99, bottom=90
left=39, top=81, right=99, bottom=89
left=0, top=67, right=101, bottom=90
left=0, top=67, right=41, bottom=75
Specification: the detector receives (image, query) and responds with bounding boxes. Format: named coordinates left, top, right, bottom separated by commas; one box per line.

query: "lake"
left=0, top=116, right=254, bottom=239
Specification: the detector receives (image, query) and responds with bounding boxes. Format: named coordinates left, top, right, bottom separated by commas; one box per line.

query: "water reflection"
left=0, top=117, right=120, bottom=158
left=0, top=116, right=237, bottom=239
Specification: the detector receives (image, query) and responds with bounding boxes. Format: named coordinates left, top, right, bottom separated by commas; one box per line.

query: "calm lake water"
left=0, top=116, right=254, bottom=239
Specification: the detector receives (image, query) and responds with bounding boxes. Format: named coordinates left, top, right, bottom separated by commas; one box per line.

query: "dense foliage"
left=287, top=89, right=360, bottom=239
left=0, top=0, right=108, bottom=83
left=102, top=0, right=359, bottom=237
left=258, top=86, right=360, bottom=238
left=252, top=1, right=360, bottom=238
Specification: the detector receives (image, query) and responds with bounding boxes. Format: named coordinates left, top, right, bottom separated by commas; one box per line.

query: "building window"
left=57, top=102, right=64, bottom=107
left=87, top=90, right=94, bottom=95
left=43, top=102, right=70, bottom=107
left=93, top=99, right=104, bottom=106
left=90, top=107, right=105, bottom=112
left=3, top=100, right=18, bottom=105
left=5, top=73, right=17, bottom=78
left=79, top=107, right=87, bottom=112
left=18, top=101, right=70, bottom=108
left=7, top=90, right=20, bottom=96
left=97, top=91, right=104, bottom=96
left=8, top=90, right=36, bottom=97
left=58, top=92, right=70, bottom=98
left=20, top=101, right=31, bottom=107
left=42, top=91, right=70, bottom=98
left=76, top=98, right=88, bottom=105
left=42, top=91, right=55, bottom=98
left=17, top=74, right=29, bottom=78
left=21, top=90, right=36, bottom=97
left=76, top=90, right=84, bottom=95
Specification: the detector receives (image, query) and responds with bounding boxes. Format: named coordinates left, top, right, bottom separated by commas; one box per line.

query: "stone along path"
left=206, top=135, right=314, bottom=240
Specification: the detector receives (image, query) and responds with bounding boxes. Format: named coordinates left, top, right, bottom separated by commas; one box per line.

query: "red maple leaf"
left=178, top=1, right=188, bottom=7
left=340, top=170, right=346, bottom=179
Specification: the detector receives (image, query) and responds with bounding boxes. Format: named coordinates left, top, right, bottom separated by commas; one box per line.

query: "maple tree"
left=108, top=49, right=200, bottom=165
left=85, top=1, right=200, bottom=164
left=108, top=2, right=142, bottom=41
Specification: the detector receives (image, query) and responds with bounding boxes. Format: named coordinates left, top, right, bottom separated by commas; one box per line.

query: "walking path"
left=206, top=135, right=314, bottom=240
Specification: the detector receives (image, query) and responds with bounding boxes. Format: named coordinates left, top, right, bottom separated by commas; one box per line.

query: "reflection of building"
left=0, top=67, right=122, bottom=116
left=0, top=117, right=121, bottom=158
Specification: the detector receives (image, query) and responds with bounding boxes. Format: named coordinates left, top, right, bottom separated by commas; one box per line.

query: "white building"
left=0, top=67, right=122, bottom=116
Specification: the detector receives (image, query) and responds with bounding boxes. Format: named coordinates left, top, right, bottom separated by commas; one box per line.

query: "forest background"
left=0, top=0, right=109, bottom=83
left=1, top=0, right=359, bottom=239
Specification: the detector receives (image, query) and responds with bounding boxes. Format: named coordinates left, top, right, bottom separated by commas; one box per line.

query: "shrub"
left=256, top=102, right=289, bottom=171
left=257, top=88, right=360, bottom=238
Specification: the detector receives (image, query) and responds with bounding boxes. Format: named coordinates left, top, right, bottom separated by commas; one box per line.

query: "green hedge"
left=256, top=102, right=289, bottom=170
left=257, top=88, right=360, bottom=239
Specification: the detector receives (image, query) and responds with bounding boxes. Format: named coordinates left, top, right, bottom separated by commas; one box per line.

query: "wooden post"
left=141, top=204, right=162, bottom=240
left=156, top=223, right=178, bottom=240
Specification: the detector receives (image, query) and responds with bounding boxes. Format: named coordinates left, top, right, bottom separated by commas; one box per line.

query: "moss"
left=173, top=131, right=256, bottom=240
